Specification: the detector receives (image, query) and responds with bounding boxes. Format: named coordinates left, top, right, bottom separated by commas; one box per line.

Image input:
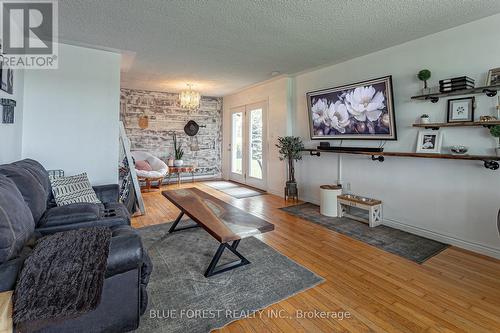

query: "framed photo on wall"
left=447, top=97, right=474, bottom=123
left=416, top=130, right=443, bottom=154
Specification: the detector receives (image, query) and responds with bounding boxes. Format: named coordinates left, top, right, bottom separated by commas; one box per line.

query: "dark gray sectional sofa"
left=0, top=159, right=151, bottom=332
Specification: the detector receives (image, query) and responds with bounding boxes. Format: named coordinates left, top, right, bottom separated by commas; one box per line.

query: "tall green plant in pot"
left=276, top=136, right=304, bottom=199
left=172, top=133, right=184, bottom=166
left=490, top=125, right=500, bottom=157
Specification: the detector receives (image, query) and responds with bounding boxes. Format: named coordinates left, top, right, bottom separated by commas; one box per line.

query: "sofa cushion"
left=0, top=176, right=34, bottom=264
left=0, top=164, right=46, bottom=224
left=37, top=203, right=101, bottom=228
left=12, top=159, right=51, bottom=198
left=50, top=173, right=101, bottom=206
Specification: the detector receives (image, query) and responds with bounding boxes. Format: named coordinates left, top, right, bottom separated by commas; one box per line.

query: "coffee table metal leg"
left=204, top=240, right=250, bottom=277
left=168, top=211, right=200, bottom=233
left=177, top=173, right=181, bottom=186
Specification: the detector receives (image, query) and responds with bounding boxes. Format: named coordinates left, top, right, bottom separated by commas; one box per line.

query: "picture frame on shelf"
left=486, top=67, right=500, bottom=86
left=447, top=97, right=474, bottom=123
left=416, top=130, right=443, bottom=154
left=0, top=56, right=13, bottom=95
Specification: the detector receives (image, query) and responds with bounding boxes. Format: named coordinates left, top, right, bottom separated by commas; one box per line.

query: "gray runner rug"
left=136, top=221, right=323, bottom=333
left=280, top=203, right=448, bottom=264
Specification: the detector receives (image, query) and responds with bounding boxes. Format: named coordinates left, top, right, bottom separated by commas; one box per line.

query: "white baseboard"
left=267, top=188, right=283, bottom=197
left=289, top=195, right=500, bottom=259
left=382, top=218, right=500, bottom=260
left=164, top=173, right=221, bottom=183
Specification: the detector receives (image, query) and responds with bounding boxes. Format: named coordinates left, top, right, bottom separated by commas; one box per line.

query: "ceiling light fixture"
left=180, top=84, right=201, bottom=109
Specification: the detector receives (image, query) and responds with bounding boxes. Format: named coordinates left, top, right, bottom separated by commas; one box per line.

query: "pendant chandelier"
left=180, top=84, right=201, bottom=109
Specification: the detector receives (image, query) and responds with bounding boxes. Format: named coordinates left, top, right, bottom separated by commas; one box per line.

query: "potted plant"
left=172, top=133, right=184, bottom=166
left=276, top=136, right=304, bottom=199
left=418, top=69, right=431, bottom=94
left=490, top=125, right=500, bottom=157
left=420, top=114, right=430, bottom=124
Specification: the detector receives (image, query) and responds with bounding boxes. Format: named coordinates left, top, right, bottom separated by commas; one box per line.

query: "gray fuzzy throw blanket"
left=13, top=227, right=112, bottom=331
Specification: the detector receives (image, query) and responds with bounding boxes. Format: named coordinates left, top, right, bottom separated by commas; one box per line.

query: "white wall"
left=22, top=43, right=121, bottom=185
left=223, top=77, right=292, bottom=196
left=0, top=69, right=24, bottom=164
left=294, top=13, right=500, bottom=258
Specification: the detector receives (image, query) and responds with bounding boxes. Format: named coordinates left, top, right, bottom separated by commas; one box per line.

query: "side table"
left=168, top=165, right=196, bottom=185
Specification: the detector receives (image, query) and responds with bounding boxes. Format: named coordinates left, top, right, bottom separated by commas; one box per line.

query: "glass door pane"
left=249, top=108, right=263, bottom=179
left=231, top=112, right=243, bottom=174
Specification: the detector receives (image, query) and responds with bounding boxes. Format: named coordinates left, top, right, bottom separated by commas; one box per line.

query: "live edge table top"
left=162, top=188, right=274, bottom=243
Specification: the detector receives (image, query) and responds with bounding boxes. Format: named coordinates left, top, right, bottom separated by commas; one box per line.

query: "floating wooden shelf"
left=303, top=149, right=500, bottom=170
left=412, top=121, right=500, bottom=129
left=411, top=84, right=500, bottom=103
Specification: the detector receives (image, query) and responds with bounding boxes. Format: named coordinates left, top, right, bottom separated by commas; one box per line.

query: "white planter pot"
left=174, top=160, right=184, bottom=167
left=420, top=117, right=430, bottom=124
left=496, top=148, right=500, bottom=157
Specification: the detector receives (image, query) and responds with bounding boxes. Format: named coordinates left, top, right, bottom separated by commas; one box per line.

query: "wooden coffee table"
left=162, top=188, right=274, bottom=277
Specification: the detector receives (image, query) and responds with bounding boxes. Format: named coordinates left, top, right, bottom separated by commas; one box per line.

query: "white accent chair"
left=131, top=151, right=169, bottom=191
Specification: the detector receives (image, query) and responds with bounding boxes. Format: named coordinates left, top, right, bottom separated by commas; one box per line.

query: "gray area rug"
left=280, top=203, right=448, bottom=264
left=204, top=181, right=265, bottom=199
left=136, top=221, right=323, bottom=333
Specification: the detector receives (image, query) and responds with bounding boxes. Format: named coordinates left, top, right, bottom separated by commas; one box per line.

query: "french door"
left=229, top=101, right=267, bottom=190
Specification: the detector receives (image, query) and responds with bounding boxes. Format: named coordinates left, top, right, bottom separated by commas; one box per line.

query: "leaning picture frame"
left=0, top=58, right=13, bottom=95
left=416, top=130, right=443, bottom=154
left=486, top=67, right=500, bottom=86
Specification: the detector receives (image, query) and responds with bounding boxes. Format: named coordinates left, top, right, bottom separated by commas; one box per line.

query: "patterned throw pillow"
left=50, top=173, right=101, bottom=206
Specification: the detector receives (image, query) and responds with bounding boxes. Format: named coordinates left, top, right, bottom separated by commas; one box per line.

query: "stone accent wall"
left=120, top=88, right=222, bottom=177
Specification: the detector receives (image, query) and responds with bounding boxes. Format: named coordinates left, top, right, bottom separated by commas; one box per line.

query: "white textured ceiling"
left=59, top=0, right=500, bottom=96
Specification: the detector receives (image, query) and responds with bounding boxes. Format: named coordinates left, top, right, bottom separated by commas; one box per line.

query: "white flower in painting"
left=345, top=86, right=385, bottom=122
left=326, top=101, right=350, bottom=133
left=311, top=98, right=329, bottom=127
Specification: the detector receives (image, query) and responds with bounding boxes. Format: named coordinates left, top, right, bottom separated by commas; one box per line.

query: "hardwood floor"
left=133, top=182, right=500, bottom=333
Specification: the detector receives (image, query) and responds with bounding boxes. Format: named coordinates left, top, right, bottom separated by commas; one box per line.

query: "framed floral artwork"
left=306, top=76, right=397, bottom=140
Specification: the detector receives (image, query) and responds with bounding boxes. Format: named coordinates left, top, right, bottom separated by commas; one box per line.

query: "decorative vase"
left=174, top=159, right=184, bottom=167
left=420, top=117, right=430, bottom=124
left=167, top=156, right=174, bottom=167
left=285, top=181, right=298, bottom=200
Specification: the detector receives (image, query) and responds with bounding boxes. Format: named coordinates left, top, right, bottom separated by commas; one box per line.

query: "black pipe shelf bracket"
left=484, top=160, right=500, bottom=170
left=426, top=96, right=440, bottom=103
left=303, top=149, right=500, bottom=170
left=483, top=89, right=498, bottom=97
left=371, top=155, right=385, bottom=162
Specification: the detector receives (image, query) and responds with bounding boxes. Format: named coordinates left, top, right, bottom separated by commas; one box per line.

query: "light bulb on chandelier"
left=180, top=84, right=201, bottom=109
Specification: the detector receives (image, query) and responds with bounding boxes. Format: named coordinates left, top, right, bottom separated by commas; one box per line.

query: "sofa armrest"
left=105, top=225, right=144, bottom=278
left=93, top=184, right=120, bottom=203
left=36, top=217, right=129, bottom=235
left=0, top=248, right=31, bottom=292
